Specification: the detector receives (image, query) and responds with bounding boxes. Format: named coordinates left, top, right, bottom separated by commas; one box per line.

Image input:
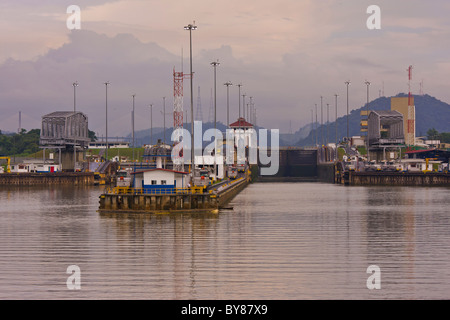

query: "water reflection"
left=0, top=184, right=449, bottom=299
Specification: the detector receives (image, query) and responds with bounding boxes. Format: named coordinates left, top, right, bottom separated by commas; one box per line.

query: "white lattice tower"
left=173, top=68, right=184, bottom=171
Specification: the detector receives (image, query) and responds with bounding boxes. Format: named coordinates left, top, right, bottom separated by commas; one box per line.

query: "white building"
left=398, top=159, right=433, bottom=172
left=131, top=168, right=189, bottom=193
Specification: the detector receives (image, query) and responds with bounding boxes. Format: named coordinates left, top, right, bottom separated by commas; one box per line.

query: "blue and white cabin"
left=131, top=168, right=189, bottom=194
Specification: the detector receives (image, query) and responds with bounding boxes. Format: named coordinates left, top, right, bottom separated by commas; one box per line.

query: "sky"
left=0, top=0, right=449, bottom=136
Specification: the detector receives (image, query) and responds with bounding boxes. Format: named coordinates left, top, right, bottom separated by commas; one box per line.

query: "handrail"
left=104, top=186, right=207, bottom=195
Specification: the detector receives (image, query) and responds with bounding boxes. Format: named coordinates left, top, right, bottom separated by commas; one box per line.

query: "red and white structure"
left=406, top=65, right=416, bottom=146
left=173, top=68, right=190, bottom=171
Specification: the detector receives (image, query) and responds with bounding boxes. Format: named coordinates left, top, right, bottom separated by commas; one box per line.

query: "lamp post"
left=163, top=96, right=166, bottom=145
left=132, top=94, right=136, bottom=163
left=311, top=109, right=314, bottom=146
left=327, top=103, right=330, bottom=145
left=248, top=97, right=252, bottom=123
left=184, top=22, right=197, bottom=175
left=315, top=104, right=318, bottom=147
left=345, top=81, right=351, bottom=142
left=237, top=83, right=242, bottom=143
left=211, top=60, right=219, bottom=179
left=73, top=81, right=78, bottom=112
left=237, top=84, right=242, bottom=120
left=148, top=104, right=153, bottom=145
left=104, top=81, right=110, bottom=161
left=242, top=93, right=246, bottom=120
left=365, top=80, right=371, bottom=161
left=224, top=81, right=232, bottom=128
left=320, top=96, right=323, bottom=146
left=335, top=94, right=339, bottom=145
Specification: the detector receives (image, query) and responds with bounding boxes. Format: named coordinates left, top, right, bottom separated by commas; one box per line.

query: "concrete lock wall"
left=0, top=172, right=94, bottom=185
left=348, top=172, right=450, bottom=186
left=99, top=193, right=219, bottom=213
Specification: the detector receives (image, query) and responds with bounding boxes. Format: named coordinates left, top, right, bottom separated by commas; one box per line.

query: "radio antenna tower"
left=406, top=65, right=416, bottom=146
left=173, top=67, right=186, bottom=171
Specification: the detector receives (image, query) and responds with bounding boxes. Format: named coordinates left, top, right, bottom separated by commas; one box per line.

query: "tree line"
left=427, top=128, right=450, bottom=143
left=0, top=129, right=97, bottom=156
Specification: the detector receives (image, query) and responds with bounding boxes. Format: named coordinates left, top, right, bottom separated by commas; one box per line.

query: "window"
left=151, top=180, right=157, bottom=185
left=161, top=180, right=167, bottom=185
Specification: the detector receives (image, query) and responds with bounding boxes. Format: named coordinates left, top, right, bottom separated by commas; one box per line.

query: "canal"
left=0, top=183, right=449, bottom=299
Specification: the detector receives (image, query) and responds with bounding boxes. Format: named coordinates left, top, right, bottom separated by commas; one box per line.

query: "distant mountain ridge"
left=124, top=93, right=450, bottom=147
left=294, top=93, right=450, bottom=147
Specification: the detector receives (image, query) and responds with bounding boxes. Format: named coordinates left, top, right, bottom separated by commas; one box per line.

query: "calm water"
left=0, top=182, right=449, bottom=300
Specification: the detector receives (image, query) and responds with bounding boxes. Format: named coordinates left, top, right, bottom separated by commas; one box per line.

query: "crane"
left=0, top=157, right=11, bottom=173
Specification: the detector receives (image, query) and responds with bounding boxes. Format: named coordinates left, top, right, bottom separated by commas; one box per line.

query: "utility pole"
left=327, top=103, right=330, bottom=146
left=365, top=80, right=371, bottom=161
left=211, top=60, right=220, bottom=179
left=315, top=104, right=318, bottom=147
left=163, top=96, right=166, bottom=145
left=132, top=94, right=136, bottom=163
left=335, top=94, right=339, bottom=145
left=104, top=81, right=110, bottom=161
left=149, top=104, right=153, bottom=145
left=184, top=22, right=197, bottom=175
left=320, top=96, right=324, bottom=146
left=345, top=81, right=351, bottom=142
left=73, top=81, right=78, bottom=112
left=224, top=81, right=232, bottom=127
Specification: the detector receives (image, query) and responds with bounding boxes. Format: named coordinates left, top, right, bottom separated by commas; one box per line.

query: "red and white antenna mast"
left=173, top=65, right=193, bottom=171
left=406, top=65, right=415, bottom=146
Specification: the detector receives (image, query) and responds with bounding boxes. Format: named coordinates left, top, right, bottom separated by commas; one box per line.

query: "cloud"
left=1, top=0, right=450, bottom=135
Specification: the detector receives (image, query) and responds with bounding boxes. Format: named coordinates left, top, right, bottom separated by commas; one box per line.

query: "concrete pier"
left=347, top=171, right=450, bottom=186
left=0, top=172, right=94, bottom=185
left=98, top=176, right=249, bottom=214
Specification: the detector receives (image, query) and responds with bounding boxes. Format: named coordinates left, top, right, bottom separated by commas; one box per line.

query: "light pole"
left=345, top=81, right=351, bottom=142
left=73, top=81, right=78, bottom=112
left=327, top=103, right=330, bottom=145
left=163, top=96, right=166, bottom=145
left=335, top=94, right=339, bottom=145
left=132, top=94, right=136, bottom=163
left=224, top=81, right=232, bottom=127
left=247, top=98, right=251, bottom=122
left=237, top=83, right=242, bottom=142
left=320, top=96, right=323, bottom=146
left=311, top=109, right=314, bottom=146
left=315, top=104, right=318, bottom=147
left=365, top=80, right=371, bottom=161
left=242, top=93, right=246, bottom=120
left=211, top=60, right=219, bottom=179
left=237, top=84, right=242, bottom=119
left=184, top=22, right=197, bottom=175
left=211, top=61, right=220, bottom=132
left=104, top=81, right=110, bottom=161
left=148, top=104, right=153, bottom=145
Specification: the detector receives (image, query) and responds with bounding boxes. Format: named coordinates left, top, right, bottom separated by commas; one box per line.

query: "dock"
left=0, top=172, right=95, bottom=186
left=341, top=171, right=450, bottom=186
left=98, top=175, right=250, bottom=214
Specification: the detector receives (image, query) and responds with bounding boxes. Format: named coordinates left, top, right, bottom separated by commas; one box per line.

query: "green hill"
left=295, top=93, right=450, bottom=147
